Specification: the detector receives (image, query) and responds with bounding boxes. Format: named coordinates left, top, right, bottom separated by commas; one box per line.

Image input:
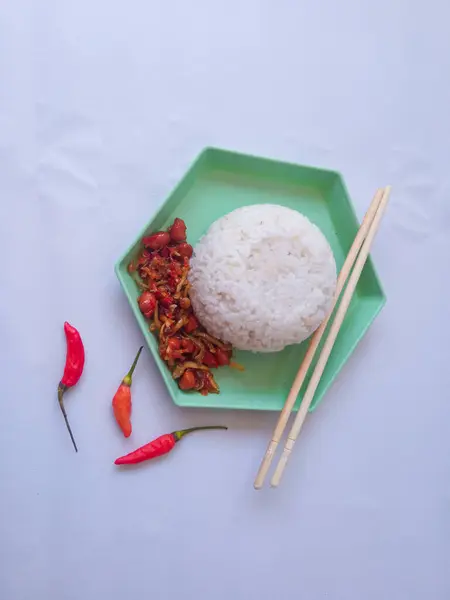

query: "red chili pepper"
left=176, top=243, right=193, bottom=258
left=112, top=346, right=143, bottom=438
left=179, top=369, right=196, bottom=390
left=169, top=218, right=187, bottom=242
left=181, top=338, right=195, bottom=354
left=158, top=294, right=174, bottom=308
left=216, top=348, right=231, bottom=366
left=138, top=291, right=156, bottom=318
left=142, top=232, right=170, bottom=249
left=184, top=314, right=199, bottom=333
left=203, top=350, right=219, bottom=368
left=114, top=425, right=228, bottom=465
left=58, top=322, right=85, bottom=452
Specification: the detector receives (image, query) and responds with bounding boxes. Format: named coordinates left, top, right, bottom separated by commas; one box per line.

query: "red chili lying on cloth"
left=114, top=426, right=228, bottom=465
left=57, top=322, right=85, bottom=452
left=129, top=217, right=234, bottom=395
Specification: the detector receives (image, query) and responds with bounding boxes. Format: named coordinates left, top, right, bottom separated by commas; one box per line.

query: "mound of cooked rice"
left=189, top=205, right=337, bottom=352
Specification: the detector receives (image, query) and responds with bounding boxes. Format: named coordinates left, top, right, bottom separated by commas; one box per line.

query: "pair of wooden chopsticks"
left=254, top=186, right=391, bottom=489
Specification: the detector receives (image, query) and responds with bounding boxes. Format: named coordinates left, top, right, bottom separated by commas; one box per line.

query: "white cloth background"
left=1, top=1, right=449, bottom=599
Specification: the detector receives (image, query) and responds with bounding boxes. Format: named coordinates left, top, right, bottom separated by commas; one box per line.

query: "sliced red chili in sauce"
left=129, top=218, right=234, bottom=395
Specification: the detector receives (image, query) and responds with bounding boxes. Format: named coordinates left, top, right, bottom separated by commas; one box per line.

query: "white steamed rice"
left=189, top=205, right=337, bottom=352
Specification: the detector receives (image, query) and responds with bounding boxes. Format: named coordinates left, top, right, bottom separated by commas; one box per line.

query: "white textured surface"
left=1, top=1, right=450, bottom=599
left=190, top=205, right=337, bottom=351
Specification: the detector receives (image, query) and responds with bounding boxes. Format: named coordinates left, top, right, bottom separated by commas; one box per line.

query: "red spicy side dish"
left=129, top=218, right=233, bottom=395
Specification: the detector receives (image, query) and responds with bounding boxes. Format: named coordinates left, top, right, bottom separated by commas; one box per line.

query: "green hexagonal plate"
left=115, top=147, right=385, bottom=411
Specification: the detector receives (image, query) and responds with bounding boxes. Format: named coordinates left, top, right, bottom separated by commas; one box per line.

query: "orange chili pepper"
left=112, top=346, right=143, bottom=437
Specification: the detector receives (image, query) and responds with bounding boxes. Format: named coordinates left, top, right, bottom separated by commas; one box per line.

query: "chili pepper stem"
left=122, top=346, right=143, bottom=386
left=57, top=384, right=78, bottom=453
left=172, top=425, right=228, bottom=442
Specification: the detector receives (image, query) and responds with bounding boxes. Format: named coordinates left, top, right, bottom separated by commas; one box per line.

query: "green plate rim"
left=115, top=146, right=386, bottom=412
